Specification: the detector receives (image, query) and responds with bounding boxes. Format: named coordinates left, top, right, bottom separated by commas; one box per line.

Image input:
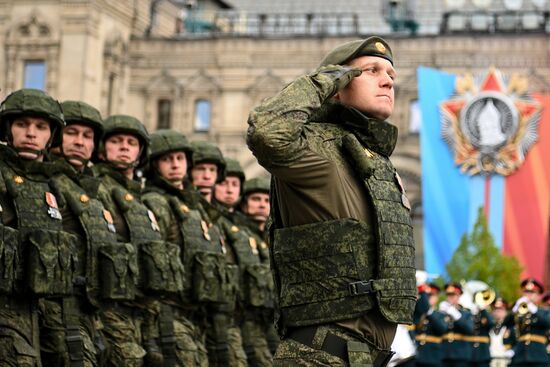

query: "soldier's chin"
left=252, top=214, right=268, bottom=222
left=18, top=150, right=40, bottom=160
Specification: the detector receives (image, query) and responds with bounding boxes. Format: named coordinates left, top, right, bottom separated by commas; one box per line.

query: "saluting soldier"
left=0, top=89, right=67, bottom=366
left=214, top=162, right=274, bottom=367
left=94, top=115, right=174, bottom=366
left=504, top=278, right=550, bottom=367
left=247, top=36, right=416, bottom=365
left=44, top=100, right=110, bottom=366
left=414, top=284, right=448, bottom=367
left=189, top=141, right=248, bottom=367
left=142, top=129, right=214, bottom=366
left=439, top=283, right=474, bottom=367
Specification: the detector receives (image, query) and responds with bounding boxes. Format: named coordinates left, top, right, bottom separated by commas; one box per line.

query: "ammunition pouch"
left=243, top=263, right=272, bottom=308
left=27, top=229, right=78, bottom=296
left=273, top=218, right=376, bottom=328
left=0, top=224, right=20, bottom=294
left=223, top=264, right=240, bottom=311
left=139, top=240, right=185, bottom=295
left=192, top=251, right=228, bottom=304
left=98, top=242, right=138, bottom=300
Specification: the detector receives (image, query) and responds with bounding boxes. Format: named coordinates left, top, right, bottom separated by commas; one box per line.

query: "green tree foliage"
left=446, top=207, right=522, bottom=303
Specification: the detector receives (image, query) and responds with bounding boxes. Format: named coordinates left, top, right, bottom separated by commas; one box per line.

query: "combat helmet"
left=224, top=158, right=246, bottom=194
left=0, top=88, right=65, bottom=149
left=190, top=141, right=226, bottom=183
left=61, top=100, right=104, bottom=148
left=150, top=129, right=193, bottom=162
left=242, top=177, right=270, bottom=197
left=101, top=114, right=150, bottom=168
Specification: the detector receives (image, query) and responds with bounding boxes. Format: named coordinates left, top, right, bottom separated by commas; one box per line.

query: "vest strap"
left=62, top=297, right=84, bottom=367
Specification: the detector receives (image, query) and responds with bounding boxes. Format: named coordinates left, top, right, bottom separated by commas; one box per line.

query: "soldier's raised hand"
left=309, top=64, right=362, bottom=97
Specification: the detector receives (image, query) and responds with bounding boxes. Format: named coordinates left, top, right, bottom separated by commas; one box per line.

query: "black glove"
left=309, top=64, right=362, bottom=97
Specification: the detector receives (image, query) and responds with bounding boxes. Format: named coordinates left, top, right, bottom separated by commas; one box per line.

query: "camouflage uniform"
left=247, top=37, right=416, bottom=366
left=214, top=161, right=274, bottom=367
left=93, top=115, right=171, bottom=367
left=235, top=176, right=280, bottom=365
left=142, top=129, right=209, bottom=367
left=0, top=89, right=67, bottom=367
left=41, top=101, right=110, bottom=367
left=190, top=141, right=248, bottom=367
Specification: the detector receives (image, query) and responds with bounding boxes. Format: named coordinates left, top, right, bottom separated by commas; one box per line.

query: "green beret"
left=319, top=36, right=393, bottom=67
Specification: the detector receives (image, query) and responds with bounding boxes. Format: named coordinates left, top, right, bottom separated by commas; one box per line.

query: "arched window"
left=194, top=99, right=211, bottom=132
left=157, top=99, right=172, bottom=129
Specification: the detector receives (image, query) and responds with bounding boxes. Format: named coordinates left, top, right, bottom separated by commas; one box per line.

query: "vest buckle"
left=348, top=280, right=375, bottom=296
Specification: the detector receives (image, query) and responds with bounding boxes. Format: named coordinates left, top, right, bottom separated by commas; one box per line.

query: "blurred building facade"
left=1, top=0, right=549, bottom=267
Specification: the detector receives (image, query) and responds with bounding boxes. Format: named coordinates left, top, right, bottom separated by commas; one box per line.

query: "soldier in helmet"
left=40, top=100, right=109, bottom=366
left=238, top=177, right=279, bottom=357
left=94, top=115, right=180, bottom=366
left=247, top=36, right=415, bottom=365
left=0, top=88, right=68, bottom=366
left=142, top=129, right=219, bottom=366
left=214, top=161, right=275, bottom=366
left=189, top=141, right=248, bottom=367
left=504, top=278, right=550, bottom=367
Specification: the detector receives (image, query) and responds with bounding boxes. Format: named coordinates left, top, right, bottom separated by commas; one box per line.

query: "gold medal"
left=180, top=204, right=190, bottom=213
left=13, top=175, right=24, bottom=184
left=124, top=193, right=134, bottom=201
left=80, top=194, right=90, bottom=203
left=201, top=220, right=211, bottom=241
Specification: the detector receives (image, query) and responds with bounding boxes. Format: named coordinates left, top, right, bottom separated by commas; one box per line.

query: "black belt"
left=287, top=325, right=395, bottom=367
left=287, top=325, right=348, bottom=361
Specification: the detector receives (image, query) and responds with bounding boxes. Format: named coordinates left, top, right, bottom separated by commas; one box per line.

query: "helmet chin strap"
left=104, top=146, right=143, bottom=171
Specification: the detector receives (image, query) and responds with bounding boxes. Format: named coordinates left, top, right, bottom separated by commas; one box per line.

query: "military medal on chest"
left=45, top=192, right=62, bottom=220
left=248, top=237, right=259, bottom=255
left=103, top=209, right=116, bottom=233
left=147, top=210, right=160, bottom=232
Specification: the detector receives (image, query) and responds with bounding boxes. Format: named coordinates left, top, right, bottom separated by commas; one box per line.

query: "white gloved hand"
left=504, top=349, right=515, bottom=359
left=427, top=307, right=434, bottom=316
left=527, top=302, right=538, bottom=314
left=512, top=296, right=529, bottom=313
left=470, top=304, right=480, bottom=315
left=439, top=301, right=451, bottom=313
left=446, top=306, right=462, bottom=321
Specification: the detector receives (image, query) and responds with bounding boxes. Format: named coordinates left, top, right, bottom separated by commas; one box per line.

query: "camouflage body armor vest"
left=166, top=193, right=231, bottom=305
left=270, top=127, right=416, bottom=333
left=111, top=186, right=184, bottom=296
left=50, top=174, right=138, bottom=304
left=0, top=162, right=77, bottom=297
left=219, top=215, right=273, bottom=310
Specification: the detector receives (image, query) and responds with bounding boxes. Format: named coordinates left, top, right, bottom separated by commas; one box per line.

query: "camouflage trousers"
left=241, top=319, right=273, bottom=366
left=273, top=324, right=393, bottom=367
left=99, top=303, right=146, bottom=367
left=0, top=296, right=41, bottom=367
left=228, top=326, right=248, bottom=367
left=165, top=309, right=208, bottom=367
left=38, top=298, right=102, bottom=367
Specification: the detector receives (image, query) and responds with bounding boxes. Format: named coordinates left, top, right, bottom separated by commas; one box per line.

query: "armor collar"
left=94, top=162, right=141, bottom=196
left=311, top=102, right=398, bottom=157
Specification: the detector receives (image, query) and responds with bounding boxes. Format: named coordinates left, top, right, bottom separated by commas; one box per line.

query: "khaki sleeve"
left=246, top=74, right=336, bottom=183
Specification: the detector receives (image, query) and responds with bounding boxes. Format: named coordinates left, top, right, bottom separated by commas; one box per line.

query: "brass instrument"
left=516, top=301, right=530, bottom=315
left=474, top=288, right=496, bottom=307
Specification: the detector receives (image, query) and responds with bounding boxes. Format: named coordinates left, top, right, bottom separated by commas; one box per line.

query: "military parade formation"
left=393, top=278, right=550, bottom=367
left=0, top=88, right=276, bottom=366
left=1, top=33, right=550, bottom=367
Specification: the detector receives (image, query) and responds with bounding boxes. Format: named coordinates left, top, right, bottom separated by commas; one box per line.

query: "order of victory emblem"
left=440, top=68, right=542, bottom=176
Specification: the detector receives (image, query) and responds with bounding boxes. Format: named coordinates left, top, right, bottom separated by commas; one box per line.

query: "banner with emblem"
left=418, top=66, right=549, bottom=282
